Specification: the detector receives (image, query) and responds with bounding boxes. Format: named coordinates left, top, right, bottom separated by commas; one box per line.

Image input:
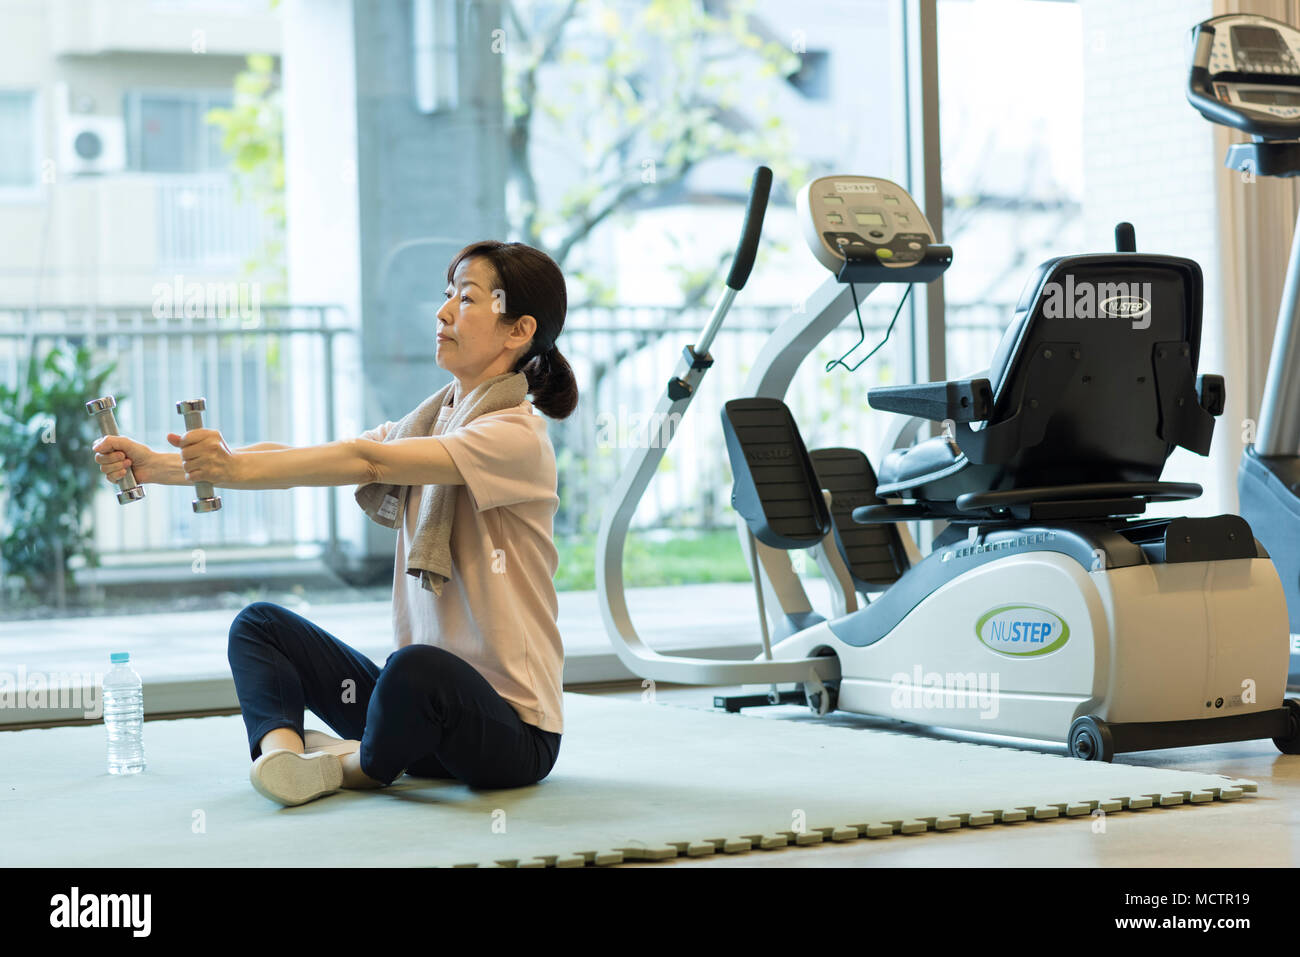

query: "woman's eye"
left=461, top=296, right=471, bottom=303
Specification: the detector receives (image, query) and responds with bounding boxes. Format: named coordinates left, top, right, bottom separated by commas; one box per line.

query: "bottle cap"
left=110, top=652, right=130, bottom=664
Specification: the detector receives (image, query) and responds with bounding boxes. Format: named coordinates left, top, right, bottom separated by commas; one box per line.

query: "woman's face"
left=435, top=257, right=535, bottom=385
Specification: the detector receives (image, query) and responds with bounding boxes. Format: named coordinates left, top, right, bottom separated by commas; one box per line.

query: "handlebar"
left=725, top=166, right=772, bottom=291
left=1190, top=23, right=1214, bottom=72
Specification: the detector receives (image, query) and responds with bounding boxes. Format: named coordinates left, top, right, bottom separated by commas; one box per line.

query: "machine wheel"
left=805, top=650, right=839, bottom=716
left=805, top=682, right=838, bottom=716
left=1068, top=716, right=1115, bottom=762
left=1272, top=698, right=1300, bottom=755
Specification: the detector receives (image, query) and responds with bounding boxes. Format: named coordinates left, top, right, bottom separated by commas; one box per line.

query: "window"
left=0, top=90, right=39, bottom=190
left=787, top=50, right=831, bottom=100
left=937, top=0, right=1085, bottom=372
left=123, top=90, right=233, bottom=173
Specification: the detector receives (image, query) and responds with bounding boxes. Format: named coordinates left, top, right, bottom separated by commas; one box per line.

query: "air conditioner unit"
left=59, top=114, right=126, bottom=176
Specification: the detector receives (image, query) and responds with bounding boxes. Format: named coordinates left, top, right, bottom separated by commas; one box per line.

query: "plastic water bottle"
left=103, top=652, right=145, bottom=774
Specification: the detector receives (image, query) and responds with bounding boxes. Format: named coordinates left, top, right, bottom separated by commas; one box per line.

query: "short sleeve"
left=436, top=410, right=555, bottom=511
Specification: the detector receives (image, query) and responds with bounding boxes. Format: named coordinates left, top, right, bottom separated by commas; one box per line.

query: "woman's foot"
left=303, top=729, right=361, bottom=756
left=249, top=749, right=343, bottom=806
left=340, top=750, right=386, bottom=790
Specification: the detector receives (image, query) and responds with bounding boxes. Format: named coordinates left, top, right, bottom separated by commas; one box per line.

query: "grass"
left=554, top=527, right=824, bottom=591
left=0, top=528, right=817, bottom=620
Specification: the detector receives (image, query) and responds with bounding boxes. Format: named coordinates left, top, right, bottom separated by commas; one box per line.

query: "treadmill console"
left=1188, top=14, right=1300, bottom=138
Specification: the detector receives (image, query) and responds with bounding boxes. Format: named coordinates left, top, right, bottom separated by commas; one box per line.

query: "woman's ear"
left=513, top=314, right=538, bottom=348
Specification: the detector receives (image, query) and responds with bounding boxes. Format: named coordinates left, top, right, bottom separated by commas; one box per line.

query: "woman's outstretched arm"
left=172, top=428, right=372, bottom=490
left=231, top=440, right=373, bottom=490
left=175, top=419, right=460, bottom=491
left=236, top=431, right=466, bottom=490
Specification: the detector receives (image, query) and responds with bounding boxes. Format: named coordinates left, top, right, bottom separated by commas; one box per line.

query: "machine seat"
left=866, top=247, right=1218, bottom=511
left=877, top=435, right=964, bottom=494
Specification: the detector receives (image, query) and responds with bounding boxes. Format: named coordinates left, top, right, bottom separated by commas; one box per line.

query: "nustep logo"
left=1099, top=294, right=1151, bottom=321
left=976, top=604, right=1069, bottom=657
left=1040, top=275, right=1153, bottom=329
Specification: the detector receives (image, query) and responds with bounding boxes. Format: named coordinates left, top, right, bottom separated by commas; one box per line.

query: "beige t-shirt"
left=360, top=400, right=565, bottom=734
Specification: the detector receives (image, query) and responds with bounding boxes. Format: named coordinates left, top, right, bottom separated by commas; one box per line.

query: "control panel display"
left=1195, top=14, right=1300, bottom=125
left=796, top=175, right=938, bottom=275
left=1231, top=24, right=1298, bottom=71
left=1240, top=88, right=1300, bottom=106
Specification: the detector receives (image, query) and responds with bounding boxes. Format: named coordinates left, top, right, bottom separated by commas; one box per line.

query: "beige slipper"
left=300, top=731, right=401, bottom=784
left=250, top=749, right=344, bottom=806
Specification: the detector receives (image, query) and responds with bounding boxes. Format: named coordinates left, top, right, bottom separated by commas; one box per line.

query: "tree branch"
left=553, top=157, right=696, bottom=266
left=505, top=0, right=529, bottom=46
left=506, top=0, right=581, bottom=245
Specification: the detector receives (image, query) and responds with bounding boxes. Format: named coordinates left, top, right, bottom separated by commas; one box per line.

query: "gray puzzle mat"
left=0, top=693, right=1258, bottom=867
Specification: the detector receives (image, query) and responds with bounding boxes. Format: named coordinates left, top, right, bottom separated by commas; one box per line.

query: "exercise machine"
left=1187, top=12, right=1300, bottom=687
left=596, top=166, right=1300, bottom=760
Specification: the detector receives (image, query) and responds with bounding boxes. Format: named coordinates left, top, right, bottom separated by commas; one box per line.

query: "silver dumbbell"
left=86, top=396, right=146, bottom=505
left=176, top=398, right=223, bottom=513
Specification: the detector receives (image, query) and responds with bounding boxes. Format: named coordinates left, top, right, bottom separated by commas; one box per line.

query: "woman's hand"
left=168, top=429, right=241, bottom=487
left=93, top=435, right=164, bottom=486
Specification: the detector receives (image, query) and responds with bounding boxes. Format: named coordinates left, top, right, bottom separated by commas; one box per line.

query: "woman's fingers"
left=97, top=450, right=131, bottom=481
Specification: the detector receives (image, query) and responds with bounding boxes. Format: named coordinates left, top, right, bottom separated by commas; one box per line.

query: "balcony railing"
left=0, top=304, right=353, bottom=569
left=555, top=301, right=1012, bottom=537
left=0, top=301, right=1010, bottom=567
left=154, top=173, right=269, bottom=270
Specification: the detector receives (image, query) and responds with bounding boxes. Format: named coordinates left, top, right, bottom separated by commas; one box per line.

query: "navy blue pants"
left=226, top=601, right=561, bottom=789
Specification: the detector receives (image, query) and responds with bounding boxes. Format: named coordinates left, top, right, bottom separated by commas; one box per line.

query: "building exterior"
left=0, top=0, right=282, bottom=308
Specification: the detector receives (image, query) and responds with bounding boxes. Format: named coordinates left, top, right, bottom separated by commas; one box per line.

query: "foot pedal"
left=809, top=447, right=910, bottom=588
left=722, top=398, right=830, bottom=550
left=713, top=690, right=806, bottom=713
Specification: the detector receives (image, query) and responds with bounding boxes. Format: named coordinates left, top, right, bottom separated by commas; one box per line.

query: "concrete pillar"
left=282, top=0, right=507, bottom=580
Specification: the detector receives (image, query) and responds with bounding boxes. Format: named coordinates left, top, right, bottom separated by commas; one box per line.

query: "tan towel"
left=355, top=371, right=528, bottom=596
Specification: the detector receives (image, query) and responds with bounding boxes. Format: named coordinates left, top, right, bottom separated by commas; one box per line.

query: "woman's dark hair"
left=445, top=240, right=578, bottom=420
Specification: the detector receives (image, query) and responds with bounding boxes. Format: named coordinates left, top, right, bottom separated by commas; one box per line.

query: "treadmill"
left=1188, top=12, right=1300, bottom=688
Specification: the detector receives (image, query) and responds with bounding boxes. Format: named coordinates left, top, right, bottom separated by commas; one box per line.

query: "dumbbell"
left=176, top=398, right=223, bottom=513
left=86, top=396, right=146, bottom=504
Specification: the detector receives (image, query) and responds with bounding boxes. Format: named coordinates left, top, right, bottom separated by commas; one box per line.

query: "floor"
left=574, top=682, right=1300, bottom=867
left=3, top=579, right=1296, bottom=865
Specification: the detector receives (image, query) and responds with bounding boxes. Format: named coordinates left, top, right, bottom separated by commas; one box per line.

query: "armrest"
left=868, top=378, right=993, bottom=424
left=1197, top=374, right=1225, bottom=417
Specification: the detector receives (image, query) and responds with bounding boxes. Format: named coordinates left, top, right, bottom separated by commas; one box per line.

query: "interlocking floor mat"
left=0, top=693, right=1258, bottom=867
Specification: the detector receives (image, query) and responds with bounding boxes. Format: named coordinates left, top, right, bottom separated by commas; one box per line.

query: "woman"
left=93, top=241, right=577, bottom=806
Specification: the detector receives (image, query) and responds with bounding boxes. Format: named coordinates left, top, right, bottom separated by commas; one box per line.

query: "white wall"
left=1080, top=0, right=1228, bottom=515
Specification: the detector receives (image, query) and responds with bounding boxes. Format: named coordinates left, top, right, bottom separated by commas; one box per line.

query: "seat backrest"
left=976, top=252, right=1205, bottom=487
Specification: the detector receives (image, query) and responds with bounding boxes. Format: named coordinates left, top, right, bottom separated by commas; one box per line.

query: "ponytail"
left=519, top=345, right=578, bottom=420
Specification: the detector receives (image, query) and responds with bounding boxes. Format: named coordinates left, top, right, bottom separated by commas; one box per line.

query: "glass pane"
left=203, top=92, right=233, bottom=171
left=938, top=0, right=1084, bottom=373
left=0, top=91, right=35, bottom=187
left=0, top=0, right=909, bottom=698
left=137, top=95, right=199, bottom=172
left=516, top=0, right=909, bottom=543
